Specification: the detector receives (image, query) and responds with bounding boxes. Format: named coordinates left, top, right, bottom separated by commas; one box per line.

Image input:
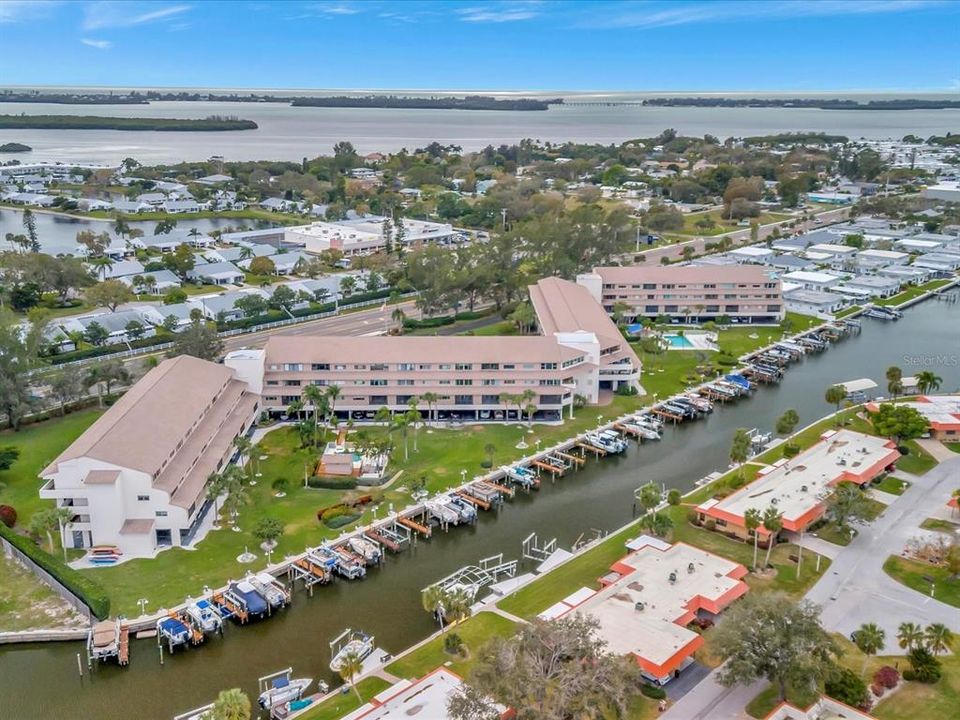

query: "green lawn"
left=296, top=677, right=392, bottom=720
left=0, top=408, right=103, bottom=522
left=674, top=210, right=792, bottom=237
left=872, top=475, right=909, bottom=495
left=746, top=682, right=818, bottom=719
left=0, top=553, right=86, bottom=631
left=883, top=555, right=960, bottom=608
left=943, top=442, right=960, bottom=454
left=920, top=517, right=960, bottom=533
left=385, top=612, right=517, bottom=679
left=833, top=305, right=862, bottom=320
left=465, top=320, right=518, bottom=337
left=895, top=439, right=937, bottom=475
left=876, top=279, right=955, bottom=307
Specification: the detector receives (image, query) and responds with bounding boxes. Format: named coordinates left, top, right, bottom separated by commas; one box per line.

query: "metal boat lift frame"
left=424, top=553, right=519, bottom=600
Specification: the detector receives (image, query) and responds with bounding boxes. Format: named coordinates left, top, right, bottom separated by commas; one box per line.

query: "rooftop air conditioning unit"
left=687, top=563, right=696, bottom=574
left=635, top=601, right=645, bottom=612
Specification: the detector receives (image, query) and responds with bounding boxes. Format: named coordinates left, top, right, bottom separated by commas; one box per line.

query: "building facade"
left=39, top=356, right=258, bottom=557
left=577, top=265, right=784, bottom=324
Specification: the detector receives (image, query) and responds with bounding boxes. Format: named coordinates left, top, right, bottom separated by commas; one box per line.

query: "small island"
left=0, top=115, right=258, bottom=131
left=641, top=97, right=960, bottom=111
left=0, top=142, right=31, bottom=152
left=290, top=95, right=561, bottom=111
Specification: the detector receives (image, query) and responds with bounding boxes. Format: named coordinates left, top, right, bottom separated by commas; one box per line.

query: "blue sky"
left=1, top=0, right=958, bottom=91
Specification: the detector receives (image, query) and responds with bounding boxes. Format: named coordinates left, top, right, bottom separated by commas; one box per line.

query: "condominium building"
left=577, top=265, right=784, bottom=324
left=226, top=277, right=642, bottom=421
left=39, top=356, right=258, bottom=557
left=284, top=216, right=458, bottom=257
left=696, top=429, right=900, bottom=541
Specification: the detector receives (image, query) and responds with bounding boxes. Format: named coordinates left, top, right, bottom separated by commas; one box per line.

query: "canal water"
left=1, top=298, right=957, bottom=720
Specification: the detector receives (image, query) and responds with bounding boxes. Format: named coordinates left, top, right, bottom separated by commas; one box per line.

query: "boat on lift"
left=257, top=677, right=314, bottom=710
left=347, top=536, right=382, bottom=565
left=329, top=629, right=375, bottom=673
left=184, top=598, right=222, bottom=635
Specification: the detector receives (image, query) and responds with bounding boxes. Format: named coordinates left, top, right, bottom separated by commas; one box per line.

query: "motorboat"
left=347, top=536, right=382, bottom=565
left=329, top=629, right=375, bottom=673
left=249, top=572, right=288, bottom=609
left=443, top=495, right=478, bottom=523
left=258, top=677, right=313, bottom=710
left=185, top=599, right=222, bottom=634
left=229, top=581, right=269, bottom=617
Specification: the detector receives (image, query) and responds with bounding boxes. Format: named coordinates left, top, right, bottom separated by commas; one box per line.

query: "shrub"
left=704, top=519, right=717, bottom=531
left=783, top=442, right=801, bottom=458
left=687, top=508, right=700, bottom=525
left=444, top=632, right=464, bottom=655
left=479, top=459, right=492, bottom=469
left=307, top=475, right=358, bottom=490
left=667, top=489, right=681, bottom=506
left=907, top=647, right=942, bottom=683
left=324, top=512, right=360, bottom=529
left=0, top=504, right=17, bottom=528
left=640, top=684, right=667, bottom=700
left=873, top=666, right=899, bottom=690
left=615, top=385, right=638, bottom=396
left=825, top=665, right=869, bottom=708
left=0, top=523, right=110, bottom=619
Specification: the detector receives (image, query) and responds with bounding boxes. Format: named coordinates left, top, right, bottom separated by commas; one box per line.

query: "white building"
left=783, top=288, right=846, bottom=315
left=39, top=356, right=259, bottom=557
left=923, top=181, right=960, bottom=202
left=781, top=271, right=842, bottom=292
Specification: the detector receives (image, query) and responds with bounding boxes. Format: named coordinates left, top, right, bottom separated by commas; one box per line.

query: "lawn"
left=0, top=408, right=103, bottom=522
left=872, top=476, right=910, bottom=496
left=812, top=497, right=886, bottom=547
left=876, top=279, right=955, bottom=307
left=883, top=555, right=960, bottom=608
left=746, top=635, right=960, bottom=720
left=920, top=518, right=959, bottom=533
left=466, top=320, right=518, bottom=337
left=674, top=210, right=792, bottom=237
left=833, top=305, right=862, bottom=320
left=944, top=442, right=960, bottom=454
left=385, top=612, right=517, bottom=679
left=296, top=677, right=392, bottom=720
left=895, top=440, right=937, bottom=475
left=0, top=553, right=87, bottom=631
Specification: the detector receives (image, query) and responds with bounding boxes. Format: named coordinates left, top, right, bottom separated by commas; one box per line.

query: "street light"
left=137, top=598, right=149, bottom=616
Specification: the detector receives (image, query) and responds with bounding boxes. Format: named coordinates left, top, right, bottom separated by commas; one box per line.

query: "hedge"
left=403, top=308, right=495, bottom=330
left=0, top=523, right=110, bottom=619
left=308, top=476, right=359, bottom=490
left=640, top=684, right=667, bottom=700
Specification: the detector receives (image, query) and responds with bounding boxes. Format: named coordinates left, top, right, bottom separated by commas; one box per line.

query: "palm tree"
left=421, top=391, right=439, bottom=425
left=484, top=443, right=496, bottom=468
left=233, top=435, right=252, bottom=467
left=524, top=402, right=537, bottom=428
left=29, top=507, right=73, bottom=558
left=498, top=392, right=515, bottom=421
left=286, top=400, right=303, bottom=421
left=222, top=465, right=250, bottom=526
left=210, top=688, right=251, bottom=720
left=302, top=384, right=327, bottom=446
left=517, top=389, right=535, bottom=422
left=238, top=246, right=254, bottom=261
left=852, top=623, right=885, bottom=676
left=915, top=370, right=942, bottom=396
left=406, top=398, right=421, bottom=452
left=391, top=413, right=411, bottom=461
left=761, top=507, right=782, bottom=568
left=886, top=365, right=903, bottom=402
left=924, top=623, right=953, bottom=656
left=325, top=385, right=341, bottom=429
left=825, top=384, right=846, bottom=414
left=391, top=306, right=406, bottom=334
left=337, top=649, right=364, bottom=702
left=897, top=621, right=924, bottom=653
left=443, top=588, right=472, bottom=628
left=421, top=584, right=447, bottom=631
left=744, top=508, right=762, bottom=571
left=729, top=428, right=752, bottom=479
left=206, top=472, right=227, bottom=521
left=90, top=255, right=115, bottom=280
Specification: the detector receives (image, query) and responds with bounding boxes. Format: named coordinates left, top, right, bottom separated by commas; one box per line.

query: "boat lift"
left=425, top=553, right=519, bottom=601
left=522, top=532, right=558, bottom=562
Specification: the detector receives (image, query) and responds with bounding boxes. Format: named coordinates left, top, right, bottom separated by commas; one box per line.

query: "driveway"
left=805, top=456, right=960, bottom=653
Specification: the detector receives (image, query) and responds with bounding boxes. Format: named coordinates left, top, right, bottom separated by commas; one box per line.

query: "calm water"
left=2, top=91, right=959, bottom=164
left=0, top=208, right=262, bottom=256
left=1, top=298, right=957, bottom=720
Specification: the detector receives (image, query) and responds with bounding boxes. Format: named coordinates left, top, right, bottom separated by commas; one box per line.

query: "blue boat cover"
left=159, top=618, right=187, bottom=635
left=230, top=584, right=268, bottom=615
left=272, top=677, right=290, bottom=689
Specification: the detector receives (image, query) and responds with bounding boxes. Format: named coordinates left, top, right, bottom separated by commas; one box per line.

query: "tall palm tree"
left=238, top=246, right=255, bottom=261
left=897, top=621, right=924, bottom=653
left=421, top=391, right=439, bottom=426
left=302, top=384, right=327, bottom=446
left=406, top=398, right=420, bottom=452
left=391, top=307, right=407, bottom=334
left=915, top=370, right=942, bottom=396
left=211, top=688, right=251, bottom=720
left=761, top=507, right=782, bottom=568
left=233, top=435, right=252, bottom=467
left=744, top=508, right=762, bottom=571
left=886, top=365, right=903, bottom=402
left=924, top=623, right=953, bottom=656
left=443, top=588, right=472, bottom=628
left=325, top=385, right=341, bottom=429
left=421, top=585, right=447, bottom=631
left=90, top=255, right=115, bottom=280
left=222, top=465, right=250, bottom=526
left=337, top=649, right=364, bottom=702
left=853, top=623, right=885, bottom=676
left=206, top=472, right=227, bottom=520
left=391, top=413, right=411, bottom=461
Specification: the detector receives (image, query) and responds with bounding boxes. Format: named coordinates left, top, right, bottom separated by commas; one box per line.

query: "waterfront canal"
left=1, top=298, right=957, bottom=720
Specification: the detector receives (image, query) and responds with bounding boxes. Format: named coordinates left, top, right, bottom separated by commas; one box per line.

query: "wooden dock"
left=398, top=515, right=432, bottom=538
left=576, top=441, right=605, bottom=456
left=481, top=480, right=515, bottom=498
left=365, top=529, right=401, bottom=553
left=650, top=407, right=684, bottom=423
left=533, top=459, right=563, bottom=475
left=213, top=591, right=249, bottom=624
left=556, top=450, right=585, bottom=466
left=455, top=490, right=490, bottom=511
left=118, top=625, right=130, bottom=666
left=614, top=422, right=640, bottom=437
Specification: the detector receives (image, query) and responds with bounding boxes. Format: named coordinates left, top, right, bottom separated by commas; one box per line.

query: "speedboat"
left=258, top=677, right=313, bottom=709
left=329, top=629, right=375, bottom=673
left=185, top=599, right=222, bottom=634
left=249, top=572, right=287, bottom=609
left=348, top=536, right=382, bottom=565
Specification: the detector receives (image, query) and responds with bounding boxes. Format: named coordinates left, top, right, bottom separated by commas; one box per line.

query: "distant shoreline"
left=638, top=97, right=960, bottom=111
left=0, top=115, right=258, bottom=131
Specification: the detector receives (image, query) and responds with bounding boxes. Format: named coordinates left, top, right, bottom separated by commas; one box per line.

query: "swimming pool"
left=663, top=334, right=694, bottom=348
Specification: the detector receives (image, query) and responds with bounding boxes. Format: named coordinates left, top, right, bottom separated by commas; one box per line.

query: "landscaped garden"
left=296, top=677, right=392, bottom=720
left=883, top=555, right=960, bottom=608
left=876, top=279, right=955, bottom=307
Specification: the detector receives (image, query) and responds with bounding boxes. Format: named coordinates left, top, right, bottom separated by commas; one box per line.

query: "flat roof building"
left=696, top=429, right=900, bottom=538
left=865, top=395, right=959, bottom=441
left=842, top=275, right=901, bottom=298
left=544, top=537, right=748, bottom=685
left=783, top=288, right=846, bottom=315
left=577, top=265, right=783, bottom=325
left=781, top=271, right=842, bottom=291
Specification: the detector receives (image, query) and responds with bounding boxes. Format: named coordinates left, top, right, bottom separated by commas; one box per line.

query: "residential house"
left=188, top=261, right=245, bottom=286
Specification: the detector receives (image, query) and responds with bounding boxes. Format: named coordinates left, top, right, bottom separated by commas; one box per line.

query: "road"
left=629, top=206, right=853, bottom=265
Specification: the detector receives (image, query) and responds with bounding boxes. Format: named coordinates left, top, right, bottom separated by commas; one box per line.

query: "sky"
left=1, top=0, right=959, bottom=92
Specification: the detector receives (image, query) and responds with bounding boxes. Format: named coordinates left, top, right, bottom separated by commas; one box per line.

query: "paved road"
left=805, top=455, right=960, bottom=652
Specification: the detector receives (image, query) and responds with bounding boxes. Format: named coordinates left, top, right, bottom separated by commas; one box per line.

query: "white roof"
left=808, top=243, right=857, bottom=255
left=783, top=271, right=841, bottom=283
left=840, top=378, right=878, bottom=393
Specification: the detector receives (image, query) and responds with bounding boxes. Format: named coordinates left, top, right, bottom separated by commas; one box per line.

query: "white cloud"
left=82, top=2, right=192, bottom=30
left=457, top=3, right=541, bottom=23
left=587, top=0, right=948, bottom=29
left=0, top=0, right=61, bottom=24
left=81, top=37, right=112, bottom=49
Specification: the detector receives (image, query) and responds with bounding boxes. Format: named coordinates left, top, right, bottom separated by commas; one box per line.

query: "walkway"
left=804, top=456, right=960, bottom=653
left=916, top=438, right=957, bottom=463
left=661, top=667, right=763, bottom=720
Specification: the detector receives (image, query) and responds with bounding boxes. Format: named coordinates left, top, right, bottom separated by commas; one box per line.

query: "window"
left=397, top=363, right=414, bottom=371
left=266, top=380, right=279, bottom=386
left=540, top=379, right=560, bottom=386
left=503, top=364, right=515, bottom=370
left=454, top=363, right=472, bottom=371
left=540, top=362, right=557, bottom=370
left=370, top=363, right=388, bottom=371
left=370, top=379, right=387, bottom=386
left=482, top=379, right=498, bottom=386
left=645, top=305, right=658, bottom=313
left=725, top=305, right=740, bottom=312
left=481, top=394, right=500, bottom=404
left=418, top=364, right=432, bottom=370
left=439, top=364, right=452, bottom=370
left=354, top=364, right=367, bottom=370
left=286, top=380, right=301, bottom=386
left=397, top=379, right=414, bottom=386
left=642, top=283, right=656, bottom=290
left=283, top=363, right=302, bottom=372
left=664, top=305, right=678, bottom=313
left=454, top=394, right=473, bottom=405
left=455, top=379, right=473, bottom=386
left=137, top=495, right=149, bottom=502
left=155, top=510, right=168, bottom=517
left=480, top=363, right=499, bottom=370
left=334, top=364, right=346, bottom=371
left=311, top=363, right=329, bottom=371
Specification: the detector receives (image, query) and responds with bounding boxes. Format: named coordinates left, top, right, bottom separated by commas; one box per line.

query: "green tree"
left=0, top=446, right=20, bottom=471
left=775, top=409, right=800, bottom=436
left=337, top=648, right=364, bottom=702
left=162, top=243, right=195, bottom=279
left=897, top=621, right=924, bottom=653
left=885, top=365, right=903, bottom=401
left=508, top=301, right=536, bottom=335
left=48, top=365, right=85, bottom=416
left=915, top=370, right=942, bottom=395
left=826, top=483, right=874, bottom=537
left=85, top=279, right=134, bottom=312
left=924, top=623, right=953, bottom=656
left=21, top=208, right=40, bottom=252
left=825, top=385, right=846, bottom=414
left=761, top=507, right=783, bottom=568
left=729, top=427, right=752, bottom=478
left=744, top=508, right=762, bottom=571
left=638, top=482, right=661, bottom=521
left=252, top=517, right=285, bottom=547
left=714, top=593, right=839, bottom=702
left=170, top=319, right=224, bottom=361
left=870, top=403, right=929, bottom=445
left=852, top=623, right=885, bottom=676
left=421, top=391, right=439, bottom=425
left=210, top=688, right=251, bottom=720
left=29, top=507, right=72, bottom=557
left=248, top=255, right=276, bottom=277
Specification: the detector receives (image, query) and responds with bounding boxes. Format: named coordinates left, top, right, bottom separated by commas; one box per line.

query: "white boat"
left=185, top=599, right=222, bottom=634
left=348, top=536, right=382, bottom=565
left=500, top=465, right=537, bottom=488
left=249, top=572, right=288, bottom=609
left=257, top=677, right=313, bottom=709
left=329, top=629, right=375, bottom=673
left=442, top=494, right=477, bottom=523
